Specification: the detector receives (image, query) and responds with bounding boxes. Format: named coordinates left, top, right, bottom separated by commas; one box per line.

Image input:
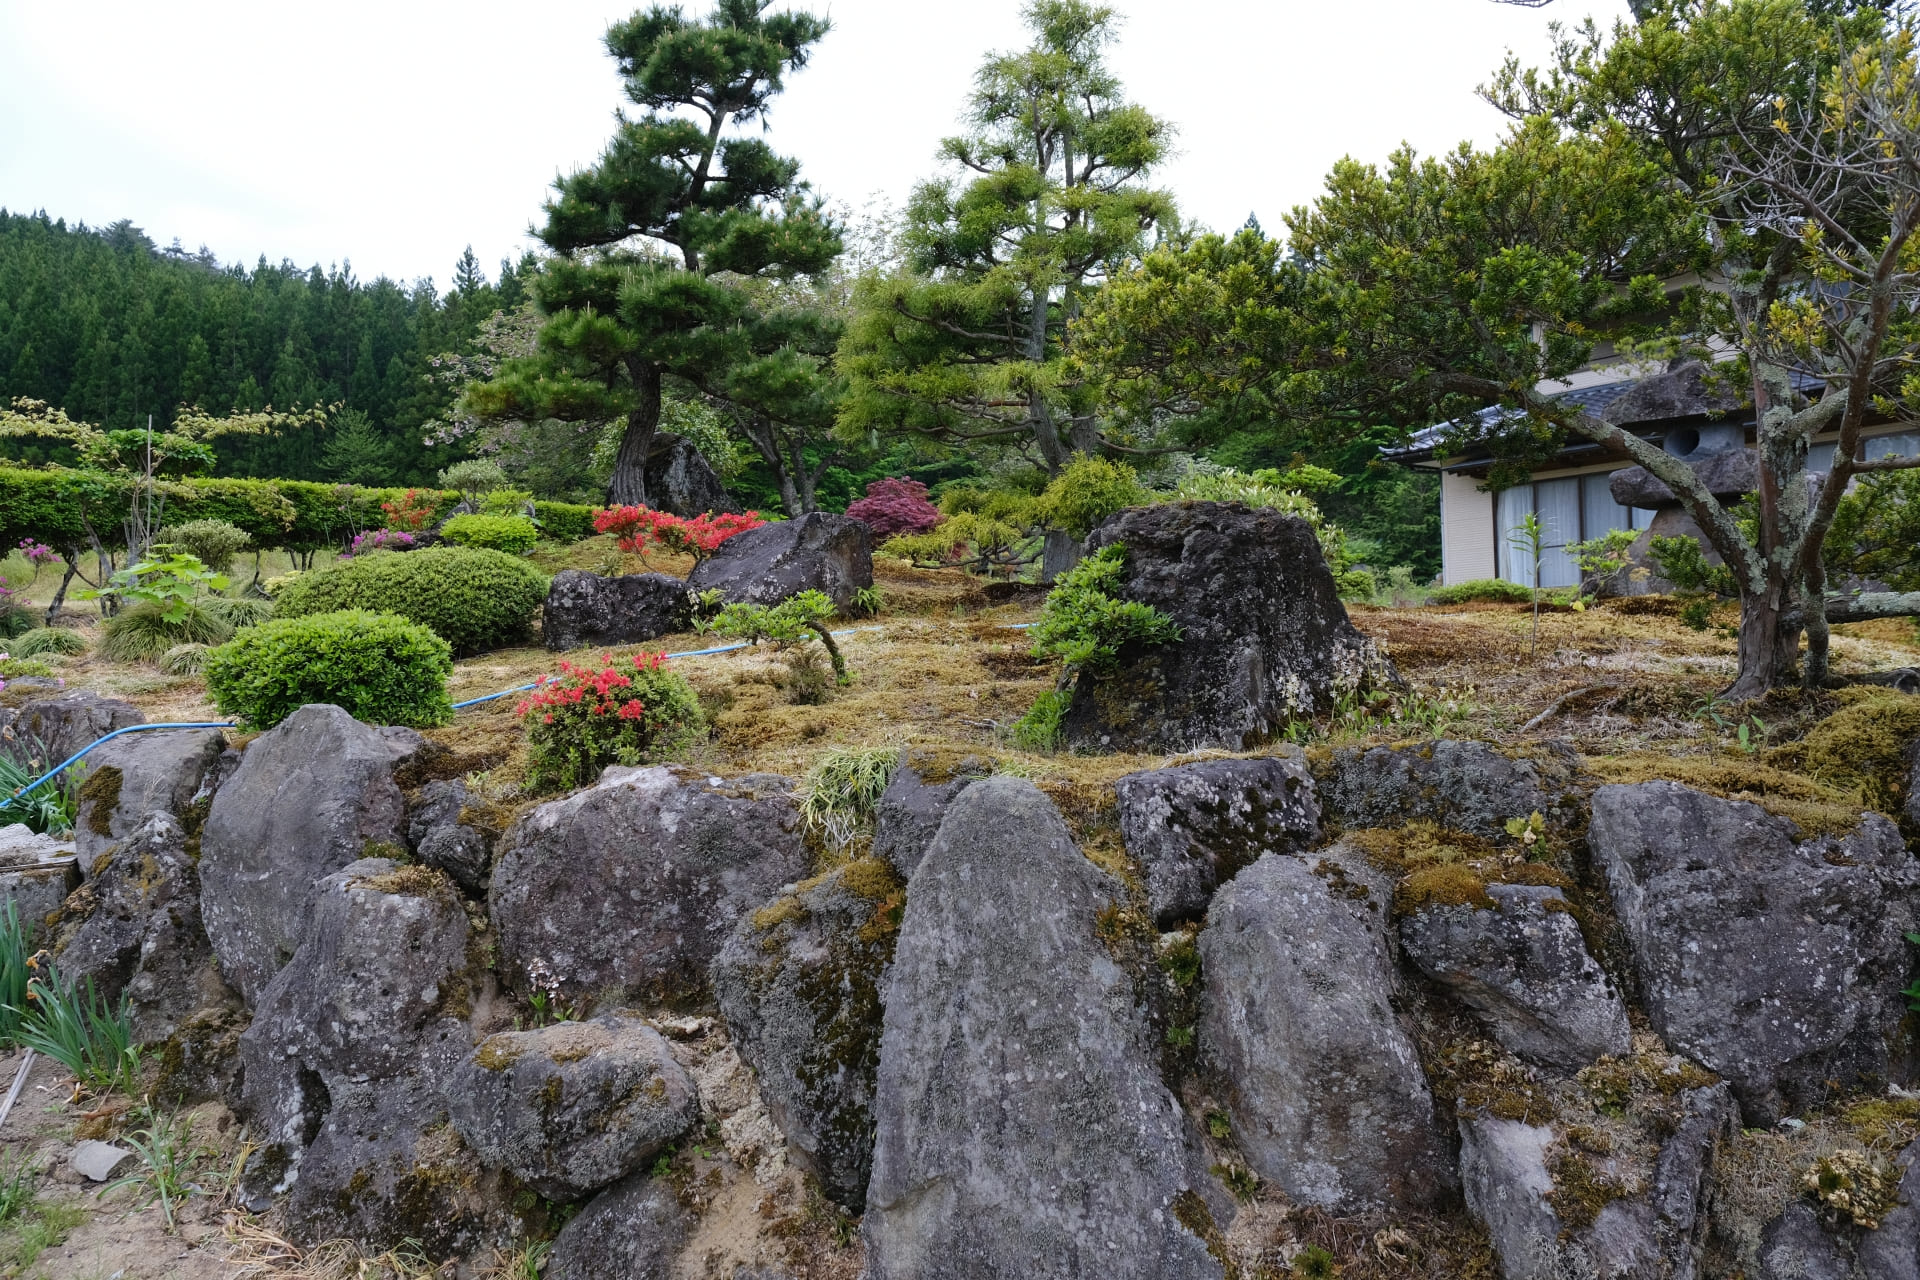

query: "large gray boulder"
left=1589, top=782, right=1919, bottom=1123
left=547, top=1173, right=689, bottom=1280
left=56, top=812, right=212, bottom=1043
left=686, top=511, right=873, bottom=612
left=491, top=766, right=807, bottom=1005
left=1399, top=883, right=1630, bottom=1071
left=73, top=727, right=224, bottom=872
left=1906, top=737, right=1920, bottom=834
left=1460, top=1083, right=1735, bottom=1280
left=1755, top=1203, right=1851, bottom=1280
left=237, top=859, right=501, bottom=1253
left=444, top=1013, right=697, bottom=1199
left=863, top=777, right=1223, bottom=1280
left=1059, top=502, right=1398, bottom=753
left=0, top=690, right=143, bottom=765
left=541, top=570, right=692, bottom=652
left=1115, top=754, right=1319, bottom=926
left=0, top=826, right=77, bottom=945
left=711, top=858, right=901, bottom=1210
left=644, top=431, right=737, bottom=518
left=1198, top=847, right=1452, bottom=1213
left=869, top=750, right=992, bottom=879
left=1317, top=739, right=1574, bottom=841
left=198, top=704, right=424, bottom=1007
left=406, top=778, right=493, bottom=896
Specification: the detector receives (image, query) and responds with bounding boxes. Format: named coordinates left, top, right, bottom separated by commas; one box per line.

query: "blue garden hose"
left=8, top=626, right=891, bottom=803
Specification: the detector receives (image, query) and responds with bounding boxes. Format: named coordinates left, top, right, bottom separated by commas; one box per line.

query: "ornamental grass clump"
left=518, top=651, right=706, bottom=792
left=204, top=609, right=453, bottom=730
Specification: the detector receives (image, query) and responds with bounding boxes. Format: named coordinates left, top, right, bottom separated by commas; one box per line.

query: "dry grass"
left=220, top=1217, right=452, bottom=1279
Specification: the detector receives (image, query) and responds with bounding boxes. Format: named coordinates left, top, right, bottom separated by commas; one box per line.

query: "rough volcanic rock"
left=56, top=812, right=213, bottom=1043
left=1400, top=883, right=1630, bottom=1070
left=644, top=431, right=738, bottom=518
left=446, top=1013, right=696, bottom=1199
left=541, top=571, right=692, bottom=652
left=237, top=859, right=501, bottom=1253
left=686, top=512, right=873, bottom=612
left=1856, top=1137, right=1920, bottom=1280
left=2, top=690, right=143, bottom=764
left=862, top=777, right=1223, bottom=1280
left=0, top=825, right=77, bottom=944
left=74, top=727, right=224, bottom=871
left=1755, top=1203, right=1851, bottom=1280
left=406, top=779, right=493, bottom=895
left=1589, top=782, right=1919, bottom=1123
left=1460, top=1083, right=1735, bottom=1280
left=1059, top=502, right=1397, bottom=753
left=711, top=858, right=901, bottom=1210
left=547, top=1173, right=689, bottom=1280
left=491, top=766, right=807, bottom=1005
left=199, top=704, right=424, bottom=1007
left=1610, top=448, right=1759, bottom=510
left=1906, top=737, right=1920, bottom=834
left=1115, top=754, right=1319, bottom=926
left=869, top=750, right=992, bottom=879
left=1316, top=739, right=1575, bottom=841
left=1198, top=846, right=1452, bottom=1213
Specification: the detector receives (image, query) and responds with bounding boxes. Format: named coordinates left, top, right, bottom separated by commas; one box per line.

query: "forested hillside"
left=0, top=211, right=527, bottom=484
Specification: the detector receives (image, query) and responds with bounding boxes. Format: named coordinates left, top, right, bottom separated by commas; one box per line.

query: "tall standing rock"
left=490, top=767, right=807, bottom=1005
left=199, top=704, right=424, bottom=1006
left=1198, top=847, right=1453, bottom=1213
left=863, top=777, right=1223, bottom=1280
left=686, top=512, right=873, bottom=612
left=711, top=858, right=901, bottom=1210
left=643, top=432, right=738, bottom=517
left=1589, top=782, right=1920, bottom=1123
left=547, top=1173, right=689, bottom=1280
left=1059, top=502, right=1397, bottom=753
left=1115, top=755, right=1320, bottom=926
left=870, top=749, right=993, bottom=879
left=73, top=727, right=225, bottom=871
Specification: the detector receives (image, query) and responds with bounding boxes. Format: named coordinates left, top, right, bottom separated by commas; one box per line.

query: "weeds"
left=0, top=1153, right=38, bottom=1224
left=479, top=1240, right=551, bottom=1280
left=16, top=965, right=139, bottom=1095
left=798, top=744, right=899, bottom=852
left=1009, top=688, right=1070, bottom=752
left=0, top=1200, right=86, bottom=1275
left=103, top=1104, right=197, bottom=1230
left=0, top=740, right=80, bottom=836
left=0, top=903, right=30, bottom=1046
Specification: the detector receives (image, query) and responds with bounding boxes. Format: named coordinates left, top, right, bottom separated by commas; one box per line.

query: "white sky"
left=0, top=0, right=1635, bottom=288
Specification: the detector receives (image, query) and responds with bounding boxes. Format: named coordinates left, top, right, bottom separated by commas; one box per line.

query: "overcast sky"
left=0, top=0, right=1635, bottom=288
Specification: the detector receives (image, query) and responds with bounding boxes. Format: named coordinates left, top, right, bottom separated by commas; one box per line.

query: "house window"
left=1808, top=432, right=1920, bottom=474
left=1495, top=471, right=1653, bottom=588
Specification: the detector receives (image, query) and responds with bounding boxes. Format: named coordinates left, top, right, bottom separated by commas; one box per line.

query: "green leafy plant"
left=1035, top=455, right=1149, bottom=539
left=440, top=514, right=539, bottom=556
left=0, top=1151, right=38, bottom=1225
left=0, top=656, right=51, bottom=680
left=711, top=590, right=850, bottom=689
left=99, top=600, right=232, bottom=663
left=153, top=519, right=251, bottom=575
left=159, top=643, right=211, bottom=676
left=1647, top=534, right=1738, bottom=598
left=79, top=553, right=227, bottom=621
left=0, top=902, right=31, bottom=1046
left=518, top=652, right=706, bottom=793
left=1009, top=688, right=1070, bottom=753
left=9, top=628, right=86, bottom=658
left=1679, top=596, right=1716, bottom=631
left=271, top=544, right=548, bottom=654
left=204, top=610, right=454, bottom=730
left=437, top=459, right=510, bottom=506
left=798, top=745, right=899, bottom=851
left=1504, top=811, right=1550, bottom=859
left=1211, top=1162, right=1260, bottom=1205
left=1205, top=1109, right=1231, bottom=1140
left=16, top=965, right=139, bottom=1095
left=103, top=1105, right=197, bottom=1231
left=1506, top=511, right=1546, bottom=660
left=1028, top=544, right=1181, bottom=677
left=1567, top=528, right=1639, bottom=591
left=0, top=747, right=80, bottom=836
left=848, top=585, right=884, bottom=618
left=199, top=594, right=273, bottom=629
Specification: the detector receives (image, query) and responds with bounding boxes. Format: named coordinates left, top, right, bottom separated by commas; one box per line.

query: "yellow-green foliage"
left=1396, top=863, right=1496, bottom=914
left=1775, top=689, right=1920, bottom=813
left=1803, top=1149, right=1900, bottom=1229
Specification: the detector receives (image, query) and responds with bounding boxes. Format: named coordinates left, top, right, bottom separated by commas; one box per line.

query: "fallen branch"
left=1521, top=684, right=1620, bottom=734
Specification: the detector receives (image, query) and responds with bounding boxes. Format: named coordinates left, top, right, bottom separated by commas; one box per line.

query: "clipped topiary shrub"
left=155, top=519, right=252, bottom=574
left=1428, top=578, right=1537, bottom=606
left=271, top=545, right=548, bottom=654
left=204, top=610, right=453, bottom=730
left=440, top=514, right=539, bottom=555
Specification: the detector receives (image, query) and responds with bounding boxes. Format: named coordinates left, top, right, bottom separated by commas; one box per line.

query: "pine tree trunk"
left=606, top=361, right=662, bottom=507
left=1726, top=585, right=1797, bottom=700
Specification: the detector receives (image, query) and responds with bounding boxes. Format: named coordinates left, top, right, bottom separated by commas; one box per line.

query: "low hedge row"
left=272, top=544, right=550, bottom=654
left=0, top=467, right=600, bottom=554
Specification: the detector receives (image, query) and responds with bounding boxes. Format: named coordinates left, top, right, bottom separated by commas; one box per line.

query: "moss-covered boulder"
left=73, top=726, right=224, bottom=872
left=444, top=1012, right=697, bottom=1200
left=711, top=857, right=902, bottom=1210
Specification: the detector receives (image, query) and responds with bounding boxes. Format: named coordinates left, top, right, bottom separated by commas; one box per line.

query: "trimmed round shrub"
left=155, top=519, right=252, bottom=574
left=271, top=545, right=548, bottom=654
left=440, top=514, right=539, bottom=555
left=11, top=628, right=87, bottom=658
left=101, top=600, right=233, bottom=663
left=204, top=610, right=453, bottom=730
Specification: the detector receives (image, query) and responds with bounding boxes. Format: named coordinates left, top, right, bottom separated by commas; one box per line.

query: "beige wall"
left=1439, top=470, right=1495, bottom=585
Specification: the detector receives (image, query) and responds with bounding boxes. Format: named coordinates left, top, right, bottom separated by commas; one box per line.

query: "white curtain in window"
left=1535, top=478, right=1582, bottom=588
left=1496, top=485, right=1534, bottom=585
left=1582, top=472, right=1631, bottom=539
left=1865, top=433, right=1920, bottom=462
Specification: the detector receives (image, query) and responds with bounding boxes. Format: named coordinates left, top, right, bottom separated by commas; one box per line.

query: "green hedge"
left=441, top=514, right=539, bottom=555
left=532, top=500, right=597, bottom=543
left=1428, top=578, right=1538, bottom=605
left=271, top=545, right=549, bottom=654
left=205, top=610, right=453, bottom=729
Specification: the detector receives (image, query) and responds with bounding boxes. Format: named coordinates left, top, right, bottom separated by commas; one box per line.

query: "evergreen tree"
left=837, top=0, right=1174, bottom=475
left=318, top=407, right=398, bottom=486
left=468, top=0, right=842, bottom=505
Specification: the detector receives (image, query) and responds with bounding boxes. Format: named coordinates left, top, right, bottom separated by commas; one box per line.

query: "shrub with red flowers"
left=517, top=651, right=707, bottom=792
left=591, top=506, right=765, bottom=566
left=845, top=477, right=942, bottom=538
left=381, top=488, right=439, bottom=532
